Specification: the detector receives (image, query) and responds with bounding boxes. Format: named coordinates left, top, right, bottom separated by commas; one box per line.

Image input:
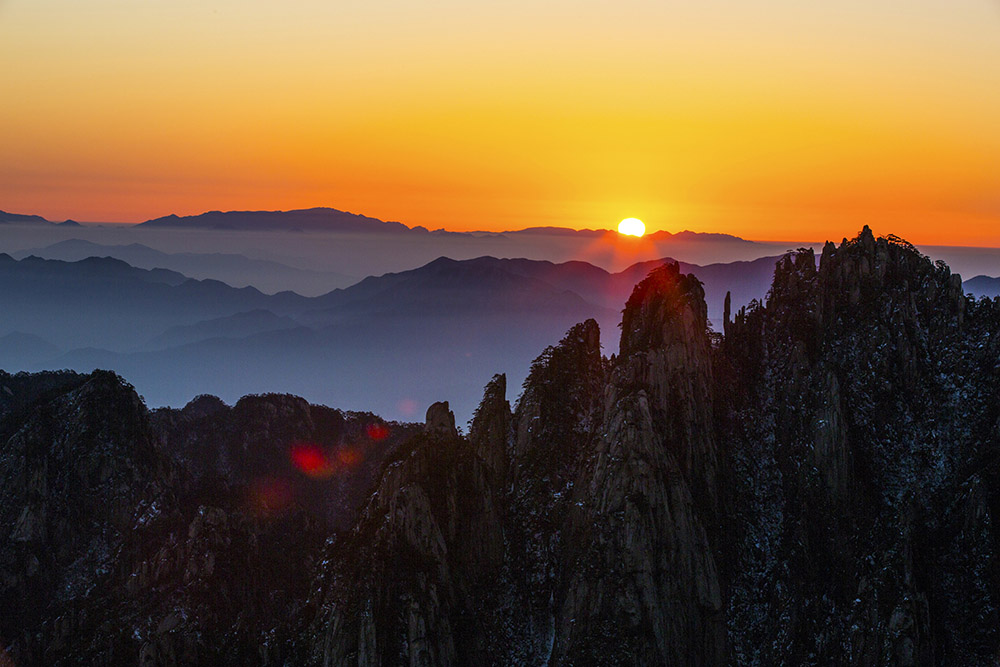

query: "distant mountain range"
left=0, top=251, right=781, bottom=419
left=0, top=205, right=798, bottom=276
left=139, top=207, right=421, bottom=234
left=14, top=239, right=357, bottom=295
left=4, top=206, right=758, bottom=246
left=138, top=207, right=758, bottom=244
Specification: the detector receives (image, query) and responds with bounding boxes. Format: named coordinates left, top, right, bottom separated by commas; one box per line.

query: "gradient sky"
left=2, top=0, right=999, bottom=244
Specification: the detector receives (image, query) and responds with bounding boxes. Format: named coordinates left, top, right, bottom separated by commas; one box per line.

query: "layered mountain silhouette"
left=0, top=206, right=805, bottom=276
left=136, top=207, right=756, bottom=246
left=0, top=251, right=779, bottom=419
left=1, top=227, right=998, bottom=665
left=14, top=239, right=356, bottom=295
left=0, top=253, right=310, bottom=351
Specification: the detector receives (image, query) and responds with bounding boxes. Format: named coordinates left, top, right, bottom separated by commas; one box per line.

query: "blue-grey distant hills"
left=0, top=251, right=781, bottom=419
left=14, top=239, right=356, bottom=295
left=0, top=254, right=312, bottom=351
left=0, top=210, right=55, bottom=225
left=302, top=254, right=780, bottom=330
left=964, top=275, right=1000, bottom=299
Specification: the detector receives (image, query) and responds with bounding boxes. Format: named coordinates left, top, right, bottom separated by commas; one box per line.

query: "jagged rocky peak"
left=719, top=227, right=1000, bottom=664
left=612, top=254, right=718, bottom=513
left=309, top=382, right=509, bottom=665
left=4, top=228, right=1000, bottom=665
left=553, top=265, right=726, bottom=664
left=765, top=225, right=967, bottom=330
left=468, top=373, right=511, bottom=488
left=425, top=400, right=458, bottom=438
left=768, top=245, right=818, bottom=307
left=619, top=260, right=707, bottom=357
left=180, top=393, right=228, bottom=420
left=0, top=370, right=175, bottom=664
left=501, top=320, right=606, bottom=663
left=232, top=392, right=316, bottom=436
left=513, top=318, right=603, bottom=460
left=0, top=370, right=90, bottom=430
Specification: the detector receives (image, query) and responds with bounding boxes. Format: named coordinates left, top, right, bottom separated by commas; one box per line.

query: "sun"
left=618, top=217, right=645, bottom=237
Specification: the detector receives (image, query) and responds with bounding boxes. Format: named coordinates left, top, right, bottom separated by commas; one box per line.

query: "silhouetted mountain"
left=0, top=254, right=312, bottom=351
left=134, top=210, right=761, bottom=246
left=14, top=239, right=356, bottom=295
left=139, top=207, right=415, bottom=233
left=47, top=266, right=615, bottom=419
left=2, top=252, right=187, bottom=285
left=302, top=255, right=605, bottom=320
left=0, top=210, right=53, bottom=225
left=473, top=253, right=781, bottom=323
left=304, top=254, right=779, bottom=331
left=655, top=229, right=753, bottom=242
left=964, top=274, right=1000, bottom=299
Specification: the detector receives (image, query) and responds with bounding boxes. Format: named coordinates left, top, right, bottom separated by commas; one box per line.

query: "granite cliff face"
left=0, top=371, right=175, bottom=664
left=2, top=228, right=999, bottom=665
left=721, top=228, right=999, bottom=664
left=308, top=399, right=508, bottom=665
left=0, top=376, right=414, bottom=665
left=555, top=263, right=726, bottom=665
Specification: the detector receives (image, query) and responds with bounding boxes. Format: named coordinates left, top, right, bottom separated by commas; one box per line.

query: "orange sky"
left=2, top=1, right=999, bottom=245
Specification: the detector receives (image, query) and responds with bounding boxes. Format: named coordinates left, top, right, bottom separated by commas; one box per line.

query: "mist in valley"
left=2, top=212, right=999, bottom=423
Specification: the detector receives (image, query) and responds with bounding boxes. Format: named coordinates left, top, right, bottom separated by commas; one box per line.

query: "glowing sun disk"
left=618, top=218, right=645, bottom=237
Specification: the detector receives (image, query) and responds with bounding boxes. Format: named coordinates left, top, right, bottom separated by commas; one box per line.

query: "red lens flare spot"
left=290, top=443, right=334, bottom=479
left=366, top=423, right=389, bottom=441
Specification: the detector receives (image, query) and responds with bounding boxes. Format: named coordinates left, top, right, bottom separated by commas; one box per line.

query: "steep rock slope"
left=0, top=373, right=415, bottom=665
left=721, top=228, right=1000, bottom=664
left=554, top=263, right=726, bottom=665
left=0, top=371, right=177, bottom=664
left=308, top=400, right=507, bottom=665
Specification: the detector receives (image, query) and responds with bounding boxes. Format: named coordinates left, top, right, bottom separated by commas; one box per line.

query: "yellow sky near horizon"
left=2, top=0, right=1000, bottom=244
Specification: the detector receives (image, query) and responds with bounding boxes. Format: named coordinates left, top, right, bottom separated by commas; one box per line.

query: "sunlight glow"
left=618, top=218, right=646, bottom=237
